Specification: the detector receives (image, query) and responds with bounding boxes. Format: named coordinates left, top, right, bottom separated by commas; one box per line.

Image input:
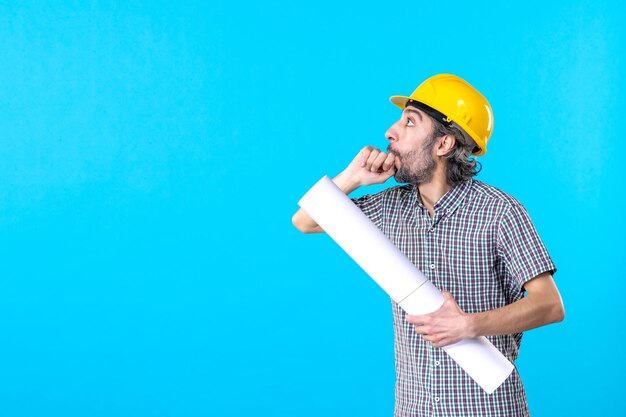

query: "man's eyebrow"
left=404, top=107, right=422, bottom=121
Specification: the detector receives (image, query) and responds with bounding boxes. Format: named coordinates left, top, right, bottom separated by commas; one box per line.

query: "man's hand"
left=292, top=146, right=395, bottom=234
left=406, top=292, right=474, bottom=348
left=337, top=146, right=396, bottom=188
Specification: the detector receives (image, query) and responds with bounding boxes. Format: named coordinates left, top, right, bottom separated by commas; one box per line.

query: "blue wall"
left=1, top=1, right=624, bottom=416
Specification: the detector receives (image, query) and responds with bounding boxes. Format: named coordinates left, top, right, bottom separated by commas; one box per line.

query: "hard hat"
left=390, top=74, right=493, bottom=156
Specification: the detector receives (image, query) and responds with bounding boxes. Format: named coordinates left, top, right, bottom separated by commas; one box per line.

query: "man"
left=292, top=74, right=564, bottom=416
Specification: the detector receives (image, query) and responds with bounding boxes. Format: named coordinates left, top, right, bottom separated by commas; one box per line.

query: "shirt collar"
left=433, top=179, right=473, bottom=216
left=412, top=179, right=473, bottom=218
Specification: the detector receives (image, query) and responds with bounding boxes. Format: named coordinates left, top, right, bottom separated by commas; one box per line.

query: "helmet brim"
left=389, top=95, right=410, bottom=109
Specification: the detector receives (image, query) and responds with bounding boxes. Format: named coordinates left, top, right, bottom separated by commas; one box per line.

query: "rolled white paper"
left=298, top=175, right=514, bottom=394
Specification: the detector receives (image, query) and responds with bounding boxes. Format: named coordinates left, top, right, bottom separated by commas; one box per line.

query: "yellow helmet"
left=390, top=74, right=493, bottom=156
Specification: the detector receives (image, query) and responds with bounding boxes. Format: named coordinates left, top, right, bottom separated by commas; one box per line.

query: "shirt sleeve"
left=497, top=201, right=557, bottom=289
left=351, top=192, right=384, bottom=229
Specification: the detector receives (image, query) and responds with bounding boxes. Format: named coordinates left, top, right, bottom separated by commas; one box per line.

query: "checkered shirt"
left=352, top=179, right=556, bottom=417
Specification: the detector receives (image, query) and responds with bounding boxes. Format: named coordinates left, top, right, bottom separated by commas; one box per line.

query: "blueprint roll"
left=298, top=175, right=514, bottom=394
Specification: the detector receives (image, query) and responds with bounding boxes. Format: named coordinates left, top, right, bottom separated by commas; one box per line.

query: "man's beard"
left=389, top=135, right=437, bottom=184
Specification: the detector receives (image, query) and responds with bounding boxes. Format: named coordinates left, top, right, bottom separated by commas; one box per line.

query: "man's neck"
left=417, top=174, right=452, bottom=218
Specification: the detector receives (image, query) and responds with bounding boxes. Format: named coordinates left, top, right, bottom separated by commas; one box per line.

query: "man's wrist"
left=333, top=171, right=361, bottom=194
left=464, top=312, right=480, bottom=339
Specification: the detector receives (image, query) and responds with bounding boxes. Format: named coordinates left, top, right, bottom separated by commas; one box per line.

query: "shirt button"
left=434, top=397, right=440, bottom=403
left=430, top=264, right=436, bottom=270
left=434, top=361, right=440, bottom=366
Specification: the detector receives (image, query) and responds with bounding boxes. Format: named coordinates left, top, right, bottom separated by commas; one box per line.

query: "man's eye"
left=406, top=118, right=415, bottom=127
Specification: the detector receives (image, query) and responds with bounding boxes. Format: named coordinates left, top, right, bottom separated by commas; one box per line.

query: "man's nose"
left=385, top=124, right=398, bottom=143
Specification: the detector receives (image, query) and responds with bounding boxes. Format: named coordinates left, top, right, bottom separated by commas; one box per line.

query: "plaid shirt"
left=352, top=179, right=556, bottom=417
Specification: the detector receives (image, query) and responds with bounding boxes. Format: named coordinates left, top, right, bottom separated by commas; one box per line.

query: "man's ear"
left=435, top=134, right=456, bottom=157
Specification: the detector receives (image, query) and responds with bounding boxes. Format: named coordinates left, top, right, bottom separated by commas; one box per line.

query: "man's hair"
left=430, top=117, right=482, bottom=186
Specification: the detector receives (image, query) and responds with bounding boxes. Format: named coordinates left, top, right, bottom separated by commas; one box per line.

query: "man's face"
left=386, top=106, right=438, bottom=184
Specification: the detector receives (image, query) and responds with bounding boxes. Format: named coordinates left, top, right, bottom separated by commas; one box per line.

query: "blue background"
left=1, top=1, right=624, bottom=416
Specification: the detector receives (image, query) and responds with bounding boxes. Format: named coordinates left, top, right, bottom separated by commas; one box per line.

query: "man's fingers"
left=406, top=314, right=429, bottom=325
left=422, top=332, right=450, bottom=347
left=365, top=148, right=381, bottom=170
left=371, top=151, right=388, bottom=172
left=359, top=146, right=374, bottom=167
left=432, top=338, right=446, bottom=348
left=415, top=326, right=430, bottom=336
left=356, top=146, right=393, bottom=174
left=382, top=153, right=396, bottom=171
